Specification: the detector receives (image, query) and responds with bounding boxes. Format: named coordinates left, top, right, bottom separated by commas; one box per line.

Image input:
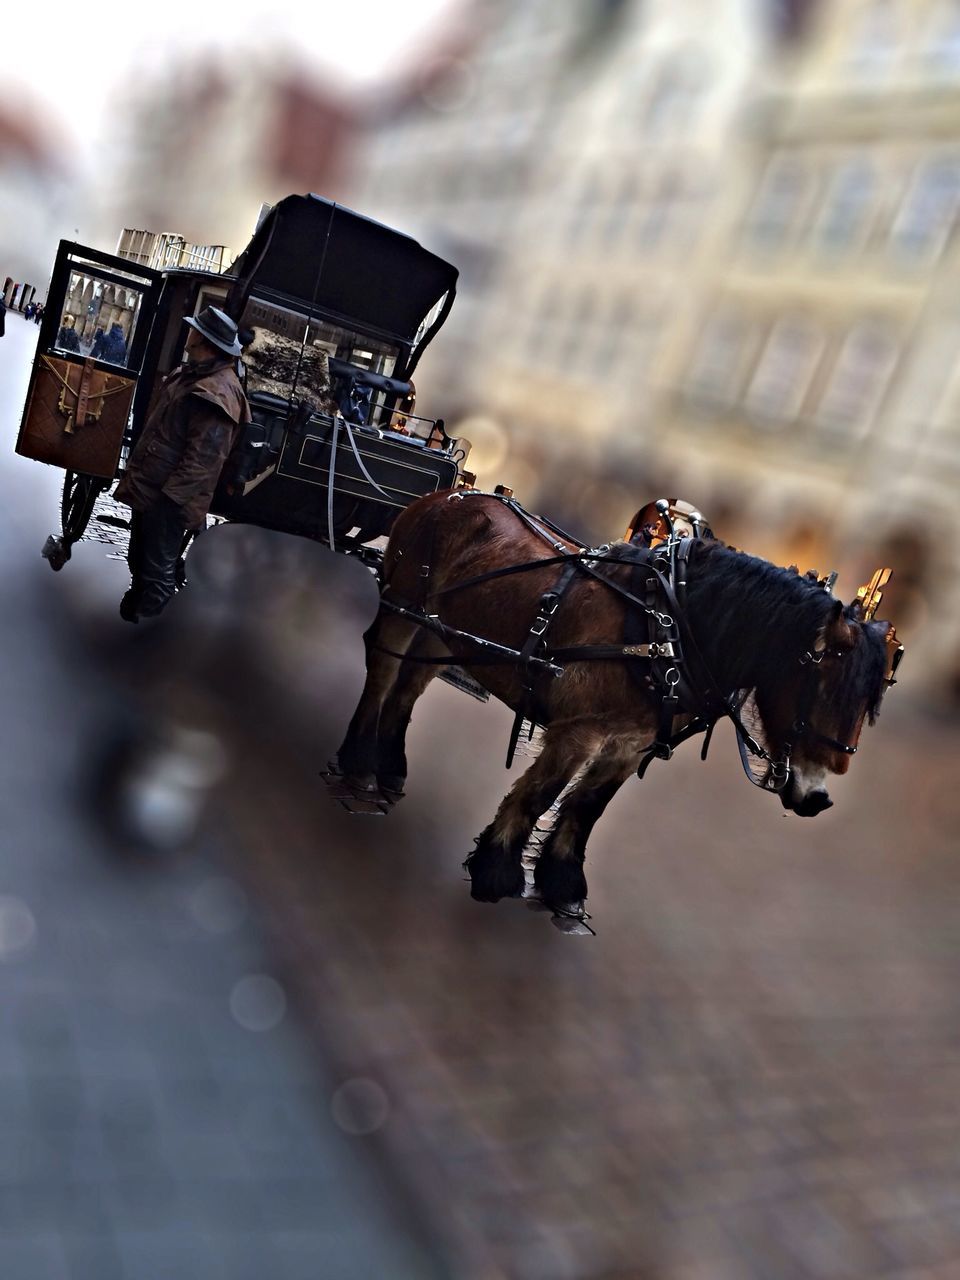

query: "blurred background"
left=2, top=2, right=960, bottom=1278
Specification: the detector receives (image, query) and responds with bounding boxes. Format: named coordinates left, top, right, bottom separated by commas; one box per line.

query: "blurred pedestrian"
left=56, top=317, right=81, bottom=353
left=0, top=295, right=5, bottom=338
left=100, top=322, right=127, bottom=365
left=114, top=306, right=251, bottom=622
left=33, top=302, right=43, bottom=325
left=90, top=327, right=105, bottom=359
left=24, top=302, right=34, bottom=321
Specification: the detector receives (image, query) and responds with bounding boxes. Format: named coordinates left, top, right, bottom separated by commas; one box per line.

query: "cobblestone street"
left=219, top=667, right=960, bottom=1280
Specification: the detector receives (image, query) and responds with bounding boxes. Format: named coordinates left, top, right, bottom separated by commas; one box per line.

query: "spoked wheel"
left=42, top=471, right=107, bottom=571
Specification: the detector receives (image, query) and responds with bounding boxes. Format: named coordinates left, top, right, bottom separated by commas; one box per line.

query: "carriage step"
left=320, top=764, right=395, bottom=815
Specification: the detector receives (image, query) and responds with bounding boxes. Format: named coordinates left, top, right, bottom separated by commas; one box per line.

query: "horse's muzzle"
left=782, top=786, right=833, bottom=817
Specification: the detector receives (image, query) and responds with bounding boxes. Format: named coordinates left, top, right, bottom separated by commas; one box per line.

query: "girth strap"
left=506, top=556, right=582, bottom=768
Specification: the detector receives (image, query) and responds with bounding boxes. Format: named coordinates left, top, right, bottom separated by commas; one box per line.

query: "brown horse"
left=336, top=491, right=901, bottom=918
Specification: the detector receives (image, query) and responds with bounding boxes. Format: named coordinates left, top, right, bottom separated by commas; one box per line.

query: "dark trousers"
left=124, top=497, right=188, bottom=619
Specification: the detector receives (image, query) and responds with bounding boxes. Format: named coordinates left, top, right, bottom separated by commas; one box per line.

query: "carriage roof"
left=226, top=194, right=459, bottom=349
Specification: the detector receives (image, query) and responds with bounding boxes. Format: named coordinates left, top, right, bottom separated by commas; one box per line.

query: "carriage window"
left=53, top=270, right=145, bottom=368
left=241, top=296, right=399, bottom=411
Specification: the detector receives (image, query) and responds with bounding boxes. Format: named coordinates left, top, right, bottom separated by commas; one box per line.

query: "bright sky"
left=5, top=0, right=458, bottom=165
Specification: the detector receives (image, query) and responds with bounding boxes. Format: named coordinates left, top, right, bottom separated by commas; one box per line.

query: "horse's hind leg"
left=533, top=745, right=636, bottom=912
left=336, top=608, right=421, bottom=791
left=375, top=633, right=448, bottom=796
left=467, top=720, right=602, bottom=903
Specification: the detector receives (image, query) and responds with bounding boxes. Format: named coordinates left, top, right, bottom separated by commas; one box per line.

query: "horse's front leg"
left=533, top=745, right=638, bottom=913
left=466, top=720, right=603, bottom=903
left=336, top=608, right=421, bottom=792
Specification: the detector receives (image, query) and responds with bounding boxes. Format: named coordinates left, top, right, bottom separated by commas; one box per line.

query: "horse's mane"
left=582, top=525, right=889, bottom=716
left=680, top=542, right=889, bottom=719
left=679, top=541, right=835, bottom=691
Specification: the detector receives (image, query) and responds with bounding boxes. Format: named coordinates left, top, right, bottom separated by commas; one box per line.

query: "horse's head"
left=751, top=590, right=902, bottom=817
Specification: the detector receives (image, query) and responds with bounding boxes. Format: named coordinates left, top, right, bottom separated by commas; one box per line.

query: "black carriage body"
left=210, top=194, right=460, bottom=545
left=16, top=193, right=461, bottom=557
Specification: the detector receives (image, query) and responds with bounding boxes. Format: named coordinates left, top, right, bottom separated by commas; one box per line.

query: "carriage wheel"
left=61, top=471, right=106, bottom=543
left=43, top=471, right=108, bottom=571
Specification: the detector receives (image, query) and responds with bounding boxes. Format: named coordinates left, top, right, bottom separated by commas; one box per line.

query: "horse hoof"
left=550, top=903, right=595, bottom=936
left=338, top=772, right=379, bottom=794
left=377, top=775, right=406, bottom=800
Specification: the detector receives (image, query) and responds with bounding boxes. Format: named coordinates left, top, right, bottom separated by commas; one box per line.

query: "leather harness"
left=377, top=492, right=872, bottom=787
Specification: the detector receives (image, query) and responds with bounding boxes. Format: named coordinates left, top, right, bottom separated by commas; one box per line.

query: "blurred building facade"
left=661, top=0, right=960, bottom=691
left=99, top=61, right=358, bottom=268
left=348, top=0, right=960, bottom=697
left=0, top=103, right=74, bottom=303
left=350, top=0, right=774, bottom=511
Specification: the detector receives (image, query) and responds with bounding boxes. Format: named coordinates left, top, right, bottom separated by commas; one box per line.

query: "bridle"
left=734, top=601, right=903, bottom=794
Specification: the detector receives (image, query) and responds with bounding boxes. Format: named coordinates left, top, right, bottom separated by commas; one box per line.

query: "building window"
left=890, top=158, right=960, bottom=262
left=591, top=295, right=644, bottom=380
left=744, top=318, right=825, bottom=426
left=815, top=324, right=899, bottom=436
left=814, top=159, right=876, bottom=253
left=641, top=47, right=709, bottom=140
left=686, top=310, right=754, bottom=411
left=921, top=2, right=960, bottom=76
left=846, top=0, right=900, bottom=79
left=744, top=156, right=812, bottom=252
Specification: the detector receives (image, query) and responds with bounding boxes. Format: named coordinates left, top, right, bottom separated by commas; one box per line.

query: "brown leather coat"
left=115, top=357, right=251, bottom=530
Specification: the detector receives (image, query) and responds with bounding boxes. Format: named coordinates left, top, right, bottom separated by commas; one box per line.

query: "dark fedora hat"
left=184, top=305, right=242, bottom=357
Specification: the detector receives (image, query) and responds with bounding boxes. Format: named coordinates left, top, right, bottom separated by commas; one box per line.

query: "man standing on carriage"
left=114, top=306, right=251, bottom=622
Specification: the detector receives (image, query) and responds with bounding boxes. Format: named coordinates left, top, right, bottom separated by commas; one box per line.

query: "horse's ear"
left=824, top=598, right=858, bottom=650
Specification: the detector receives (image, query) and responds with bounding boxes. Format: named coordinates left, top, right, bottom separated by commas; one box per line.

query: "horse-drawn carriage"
left=14, top=193, right=907, bottom=932
left=15, top=193, right=469, bottom=569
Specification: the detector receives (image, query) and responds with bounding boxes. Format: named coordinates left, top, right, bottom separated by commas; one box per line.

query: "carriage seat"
left=328, top=356, right=412, bottom=427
